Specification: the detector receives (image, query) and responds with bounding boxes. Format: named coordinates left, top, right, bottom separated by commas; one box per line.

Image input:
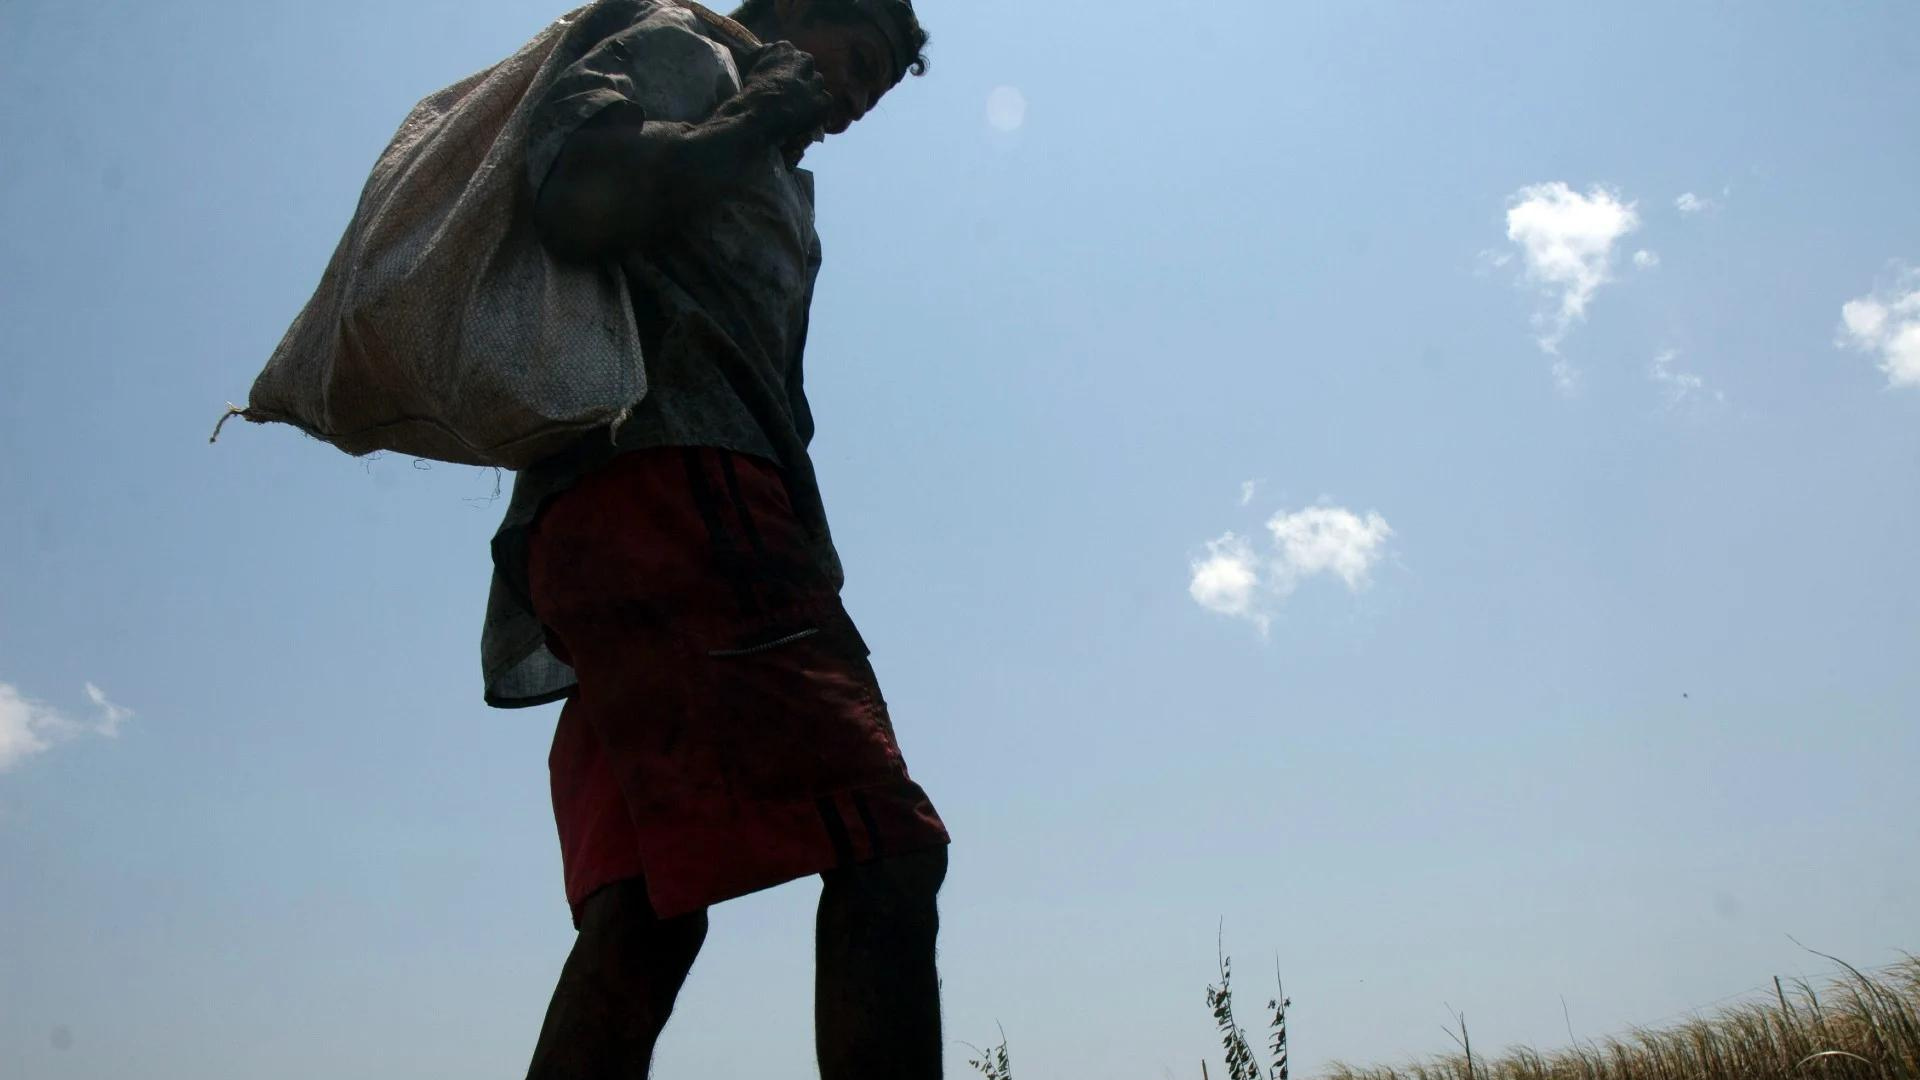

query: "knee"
left=577, top=880, right=709, bottom=956
left=823, top=846, right=948, bottom=916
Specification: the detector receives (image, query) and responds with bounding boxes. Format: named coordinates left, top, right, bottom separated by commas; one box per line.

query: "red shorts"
left=528, top=447, right=949, bottom=924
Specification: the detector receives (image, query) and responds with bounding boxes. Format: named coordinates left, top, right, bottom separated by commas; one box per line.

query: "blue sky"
left=3, top=1, right=1917, bottom=1077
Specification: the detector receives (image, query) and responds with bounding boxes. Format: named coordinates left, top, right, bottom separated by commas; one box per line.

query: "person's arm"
left=530, top=36, right=832, bottom=262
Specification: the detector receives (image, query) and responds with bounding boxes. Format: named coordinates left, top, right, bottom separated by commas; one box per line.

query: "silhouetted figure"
left=472, top=3, right=951, bottom=1076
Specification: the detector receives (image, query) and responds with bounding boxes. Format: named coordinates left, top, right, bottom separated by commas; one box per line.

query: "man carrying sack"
left=479, top=1, right=950, bottom=1075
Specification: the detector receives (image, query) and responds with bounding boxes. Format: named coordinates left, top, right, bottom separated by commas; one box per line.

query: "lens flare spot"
left=986, top=86, right=1027, bottom=132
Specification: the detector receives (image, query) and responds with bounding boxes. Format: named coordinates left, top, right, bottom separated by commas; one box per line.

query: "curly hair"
left=730, top=0, right=930, bottom=77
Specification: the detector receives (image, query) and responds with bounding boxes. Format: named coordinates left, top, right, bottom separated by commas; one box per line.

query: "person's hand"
left=740, top=41, right=832, bottom=160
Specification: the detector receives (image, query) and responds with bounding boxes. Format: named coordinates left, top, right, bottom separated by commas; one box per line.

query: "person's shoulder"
left=623, top=2, right=732, bottom=53
left=610, top=1, right=745, bottom=114
left=627, top=0, right=701, bottom=33
left=636, top=2, right=765, bottom=72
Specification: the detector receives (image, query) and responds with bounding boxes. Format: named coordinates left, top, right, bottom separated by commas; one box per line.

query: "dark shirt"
left=482, top=1, right=841, bottom=708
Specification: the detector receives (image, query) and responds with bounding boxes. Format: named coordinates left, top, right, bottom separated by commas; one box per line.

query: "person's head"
left=732, top=0, right=930, bottom=134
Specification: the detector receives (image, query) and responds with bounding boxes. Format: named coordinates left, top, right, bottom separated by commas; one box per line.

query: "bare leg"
left=815, top=846, right=950, bottom=1080
left=527, top=880, right=708, bottom=1080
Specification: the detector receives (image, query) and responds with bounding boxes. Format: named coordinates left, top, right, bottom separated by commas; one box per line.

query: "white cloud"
left=1267, top=506, right=1394, bottom=590
left=0, top=685, right=57, bottom=772
left=1189, top=504, right=1394, bottom=634
left=1239, top=479, right=1262, bottom=507
left=0, top=681, right=135, bottom=773
left=1504, top=182, right=1642, bottom=353
left=1649, top=348, right=1723, bottom=408
left=1551, top=358, right=1583, bottom=397
left=86, top=684, right=133, bottom=738
left=1634, top=249, right=1661, bottom=269
left=1189, top=533, right=1267, bottom=633
left=986, top=86, right=1027, bottom=132
left=1837, top=267, right=1920, bottom=388
left=1676, top=187, right=1732, bottom=215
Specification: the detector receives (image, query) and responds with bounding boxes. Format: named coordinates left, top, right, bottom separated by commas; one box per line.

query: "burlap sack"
left=222, top=1, right=758, bottom=470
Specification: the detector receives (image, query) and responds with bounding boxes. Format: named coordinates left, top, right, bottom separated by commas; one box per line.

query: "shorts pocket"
left=706, top=627, right=822, bottom=658
left=700, top=623, right=903, bottom=804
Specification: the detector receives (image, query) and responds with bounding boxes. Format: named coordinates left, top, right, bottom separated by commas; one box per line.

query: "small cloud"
left=1837, top=266, right=1920, bottom=388
left=1675, top=191, right=1715, bottom=214
left=1551, top=358, right=1583, bottom=397
left=1239, top=479, right=1262, bottom=507
left=1650, top=348, right=1723, bottom=408
left=85, top=684, right=133, bottom=739
left=1189, top=503, right=1394, bottom=635
left=0, top=681, right=135, bottom=773
left=985, top=86, right=1027, bottom=132
left=1189, top=533, right=1268, bottom=635
left=0, top=685, right=56, bottom=772
left=1502, top=182, right=1642, bottom=354
left=1634, top=249, right=1661, bottom=269
left=1268, top=506, right=1394, bottom=591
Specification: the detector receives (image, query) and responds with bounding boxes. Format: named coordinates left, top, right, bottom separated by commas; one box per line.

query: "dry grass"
left=967, top=950, right=1918, bottom=1080
left=1325, top=954, right=1920, bottom=1080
